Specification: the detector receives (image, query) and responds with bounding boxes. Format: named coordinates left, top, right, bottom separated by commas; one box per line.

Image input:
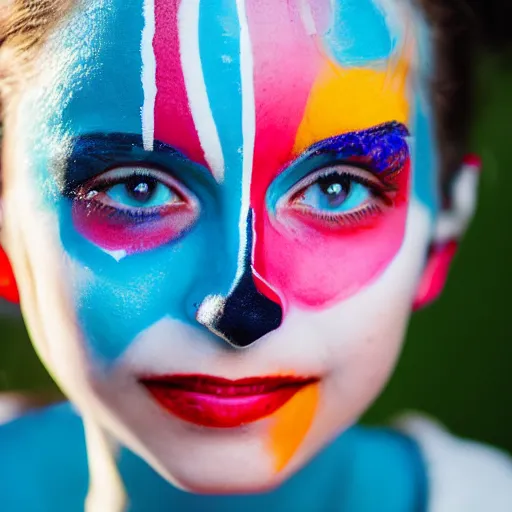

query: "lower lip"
left=139, top=375, right=317, bottom=428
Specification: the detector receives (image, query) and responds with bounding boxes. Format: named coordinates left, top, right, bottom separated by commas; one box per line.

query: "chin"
left=85, top=341, right=398, bottom=494
left=86, top=371, right=319, bottom=492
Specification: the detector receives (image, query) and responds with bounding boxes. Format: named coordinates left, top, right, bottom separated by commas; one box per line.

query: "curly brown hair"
left=0, top=0, right=476, bottom=191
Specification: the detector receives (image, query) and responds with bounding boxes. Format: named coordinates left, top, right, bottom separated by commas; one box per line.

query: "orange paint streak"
left=268, top=382, right=319, bottom=473
left=293, top=49, right=412, bottom=155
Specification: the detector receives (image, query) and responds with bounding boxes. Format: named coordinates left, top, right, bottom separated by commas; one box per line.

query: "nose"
left=196, top=209, right=283, bottom=348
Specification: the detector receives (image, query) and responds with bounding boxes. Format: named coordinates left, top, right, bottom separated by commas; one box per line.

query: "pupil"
left=318, top=174, right=350, bottom=207
left=126, top=177, right=156, bottom=202
left=327, top=183, right=343, bottom=196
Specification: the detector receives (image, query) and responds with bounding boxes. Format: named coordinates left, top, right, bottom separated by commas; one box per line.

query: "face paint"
left=259, top=122, right=410, bottom=308
left=269, top=381, right=320, bottom=472
left=3, top=0, right=440, bottom=493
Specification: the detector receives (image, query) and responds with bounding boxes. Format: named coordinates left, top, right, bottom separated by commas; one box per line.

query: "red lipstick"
left=139, top=374, right=317, bottom=428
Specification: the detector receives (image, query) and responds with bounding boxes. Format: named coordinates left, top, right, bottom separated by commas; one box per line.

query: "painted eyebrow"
left=61, top=133, right=202, bottom=194
left=300, top=121, right=410, bottom=175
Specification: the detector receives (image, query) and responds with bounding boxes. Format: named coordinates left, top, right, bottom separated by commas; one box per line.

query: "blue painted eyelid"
left=266, top=122, right=410, bottom=214
left=63, top=133, right=217, bottom=197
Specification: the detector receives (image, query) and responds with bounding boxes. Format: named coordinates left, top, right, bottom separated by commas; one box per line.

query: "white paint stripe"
left=178, top=0, right=225, bottom=182
left=299, top=0, right=317, bottom=36
left=141, top=0, right=157, bottom=151
left=231, top=0, right=256, bottom=293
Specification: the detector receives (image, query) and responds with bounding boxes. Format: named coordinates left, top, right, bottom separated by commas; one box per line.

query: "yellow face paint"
left=293, top=50, right=411, bottom=155
left=268, top=382, right=320, bottom=473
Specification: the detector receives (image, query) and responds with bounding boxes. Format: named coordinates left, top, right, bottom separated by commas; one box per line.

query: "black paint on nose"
left=215, top=267, right=283, bottom=348
left=199, top=209, right=283, bottom=348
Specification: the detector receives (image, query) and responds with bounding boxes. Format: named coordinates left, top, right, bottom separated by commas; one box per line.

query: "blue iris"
left=299, top=173, right=370, bottom=212
left=106, top=176, right=176, bottom=209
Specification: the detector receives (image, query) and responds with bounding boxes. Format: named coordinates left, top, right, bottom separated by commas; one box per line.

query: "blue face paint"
left=323, top=0, right=397, bottom=65
left=199, top=0, right=243, bottom=166
left=25, top=0, right=251, bottom=364
left=412, top=94, right=440, bottom=214
left=56, top=132, right=244, bottom=362
left=197, top=0, right=249, bottom=298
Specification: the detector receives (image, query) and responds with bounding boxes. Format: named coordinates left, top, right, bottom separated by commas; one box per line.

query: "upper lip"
left=139, top=374, right=318, bottom=397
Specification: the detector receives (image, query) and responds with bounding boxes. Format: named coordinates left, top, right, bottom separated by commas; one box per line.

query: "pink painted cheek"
left=72, top=202, right=197, bottom=255
left=254, top=169, right=410, bottom=309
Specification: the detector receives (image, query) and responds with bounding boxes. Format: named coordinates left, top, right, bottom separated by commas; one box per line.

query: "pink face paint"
left=72, top=200, right=198, bottom=255
left=244, top=0, right=324, bottom=304
left=413, top=241, right=458, bottom=311
left=242, top=1, right=411, bottom=310
left=256, top=159, right=411, bottom=309
left=246, top=0, right=323, bottom=201
left=153, top=0, right=206, bottom=165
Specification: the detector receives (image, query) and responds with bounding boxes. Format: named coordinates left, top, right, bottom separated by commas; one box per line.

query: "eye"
left=297, top=172, right=370, bottom=213
left=106, top=176, right=176, bottom=208
left=280, top=165, right=392, bottom=228
left=72, top=166, right=200, bottom=255
left=82, top=167, right=187, bottom=212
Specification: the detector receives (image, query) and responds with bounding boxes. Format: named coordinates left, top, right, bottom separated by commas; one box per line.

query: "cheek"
left=254, top=164, right=410, bottom=309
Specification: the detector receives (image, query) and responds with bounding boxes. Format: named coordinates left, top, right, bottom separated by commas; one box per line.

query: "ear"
left=0, top=156, right=19, bottom=304
left=413, top=155, right=481, bottom=310
left=0, top=244, right=18, bottom=304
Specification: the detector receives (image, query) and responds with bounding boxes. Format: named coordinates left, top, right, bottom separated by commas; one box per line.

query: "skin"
left=0, top=0, right=477, bottom=496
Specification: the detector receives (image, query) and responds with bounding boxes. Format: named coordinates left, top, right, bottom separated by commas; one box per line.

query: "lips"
left=139, top=374, right=318, bottom=428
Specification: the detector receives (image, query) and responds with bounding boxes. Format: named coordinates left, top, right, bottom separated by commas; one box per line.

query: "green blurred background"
left=0, top=52, right=511, bottom=453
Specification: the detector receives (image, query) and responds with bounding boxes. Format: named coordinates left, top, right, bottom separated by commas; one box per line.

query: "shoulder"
left=0, top=402, right=88, bottom=512
left=396, top=414, right=512, bottom=512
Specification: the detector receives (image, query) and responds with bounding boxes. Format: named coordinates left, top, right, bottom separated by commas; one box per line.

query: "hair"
left=0, top=0, right=504, bottom=192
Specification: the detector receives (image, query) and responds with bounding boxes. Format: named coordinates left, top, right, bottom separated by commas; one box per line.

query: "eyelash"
left=298, top=202, right=383, bottom=228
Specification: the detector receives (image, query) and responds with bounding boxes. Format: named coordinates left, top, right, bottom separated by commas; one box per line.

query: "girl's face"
left=2, top=0, right=441, bottom=493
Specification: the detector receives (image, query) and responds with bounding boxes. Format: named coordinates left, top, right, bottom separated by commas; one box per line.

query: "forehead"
left=33, top=0, right=437, bottom=210
left=48, top=0, right=415, bottom=137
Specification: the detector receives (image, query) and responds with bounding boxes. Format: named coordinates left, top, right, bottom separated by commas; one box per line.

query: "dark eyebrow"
left=300, top=121, right=410, bottom=175
left=62, top=133, right=203, bottom=194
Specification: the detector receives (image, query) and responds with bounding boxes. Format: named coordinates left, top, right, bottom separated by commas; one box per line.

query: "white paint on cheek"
left=230, top=0, right=256, bottom=294
left=102, top=249, right=127, bottom=263
left=141, top=0, right=157, bottom=151
left=178, top=0, right=225, bottom=181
